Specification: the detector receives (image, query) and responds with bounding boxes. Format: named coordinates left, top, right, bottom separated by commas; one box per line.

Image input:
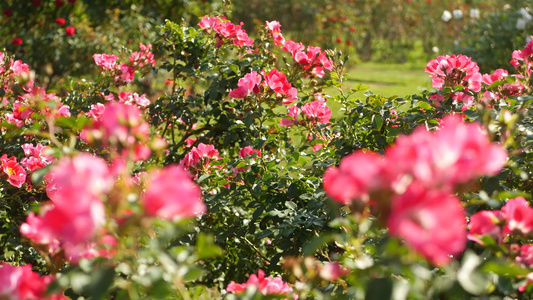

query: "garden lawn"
left=329, top=62, right=433, bottom=98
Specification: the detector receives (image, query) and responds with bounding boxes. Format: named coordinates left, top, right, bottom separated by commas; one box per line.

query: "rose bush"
left=2, top=11, right=533, bottom=299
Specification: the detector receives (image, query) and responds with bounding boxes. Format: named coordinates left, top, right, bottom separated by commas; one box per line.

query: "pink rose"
left=387, top=183, right=467, bottom=266
left=1, top=155, right=26, bottom=188
left=467, top=210, right=502, bottom=245
left=142, top=165, right=206, bottom=220
left=93, top=54, right=119, bottom=70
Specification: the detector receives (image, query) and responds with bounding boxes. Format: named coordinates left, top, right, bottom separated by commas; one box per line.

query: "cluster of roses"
left=197, top=16, right=254, bottom=48
left=280, top=93, right=333, bottom=151
left=18, top=152, right=205, bottom=288
left=468, top=197, right=533, bottom=291
left=0, top=56, right=71, bottom=190
left=81, top=101, right=153, bottom=162
left=0, top=263, right=66, bottom=300
left=4, top=0, right=77, bottom=44
left=0, top=143, right=56, bottom=189
left=228, top=69, right=332, bottom=130
left=226, top=269, right=297, bottom=299
left=93, top=43, right=156, bottom=87
left=180, top=143, right=262, bottom=187
left=265, top=21, right=333, bottom=78
left=0, top=51, right=30, bottom=90
left=425, top=54, right=526, bottom=108
left=323, top=115, right=508, bottom=265
left=5, top=82, right=71, bottom=128
left=181, top=142, right=220, bottom=175
left=511, top=39, right=533, bottom=77
left=229, top=69, right=298, bottom=105
left=280, top=100, right=332, bottom=128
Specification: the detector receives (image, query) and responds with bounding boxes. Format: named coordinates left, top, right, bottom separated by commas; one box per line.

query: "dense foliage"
left=2, top=2, right=533, bottom=300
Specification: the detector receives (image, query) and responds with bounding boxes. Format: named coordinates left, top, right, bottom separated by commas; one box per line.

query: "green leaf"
left=229, top=64, right=239, bottom=75
left=303, top=233, right=336, bottom=256
left=197, top=174, right=210, bottom=183
left=31, top=165, right=52, bottom=186
left=257, top=229, right=273, bottom=239
left=285, top=201, right=297, bottom=210
left=483, top=261, right=530, bottom=276
left=351, top=83, right=370, bottom=92
left=415, top=101, right=433, bottom=110
left=196, top=233, right=223, bottom=259
left=365, top=278, right=392, bottom=300
left=90, top=266, right=115, bottom=300
left=183, top=267, right=205, bottom=282
left=458, top=251, right=495, bottom=295
left=372, top=114, right=383, bottom=131
left=487, top=80, right=506, bottom=90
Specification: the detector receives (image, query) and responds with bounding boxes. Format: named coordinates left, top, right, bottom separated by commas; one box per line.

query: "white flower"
left=441, top=10, right=452, bottom=22
left=432, top=46, right=439, bottom=53
left=453, top=9, right=463, bottom=20
left=520, top=8, right=533, bottom=21
left=517, top=18, right=527, bottom=30
left=469, top=8, right=480, bottom=19
left=503, top=4, right=511, bottom=11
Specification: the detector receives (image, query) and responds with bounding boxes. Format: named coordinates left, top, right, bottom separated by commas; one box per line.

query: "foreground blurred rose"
left=142, top=165, right=205, bottom=220
left=387, top=183, right=467, bottom=266
left=0, top=263, right=66, bottom=299
left=22, top=153, right=111, bottom=247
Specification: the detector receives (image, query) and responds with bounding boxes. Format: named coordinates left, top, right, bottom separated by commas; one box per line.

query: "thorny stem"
left=243, top=236, right=271, bottom=264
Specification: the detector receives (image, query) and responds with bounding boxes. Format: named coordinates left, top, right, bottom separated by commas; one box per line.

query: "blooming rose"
left=229, top=71, right=262, bottom=98
left=501, top=197, right=533, bottom=236
left=55, top=18, right=66, bottom=26
left=301, top=101, right=332, bottom=124
left=93, top=54, right=119, bottom=70
left=1, top=155, right=26, bottom=188
left=467, top=210, right=502, bottom=245
left=65, top=26, right=75, bottom=36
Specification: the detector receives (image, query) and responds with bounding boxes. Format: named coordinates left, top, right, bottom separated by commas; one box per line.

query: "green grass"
left=328, top=62, right=433, bottom=98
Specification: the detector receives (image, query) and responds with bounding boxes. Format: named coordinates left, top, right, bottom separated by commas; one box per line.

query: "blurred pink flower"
left=501, top=197, right=533, bottom=236
left=517, top=244, right=533, bottom=268
left=280, top=105, right=301, bottom=127
left=0, top=263, right=64, bottom=300
left=266, top=20, right=285, bottom=45
left=385, top=115, right=507, bottom=191
left=93, top=54, right=119, bottom=70
left=301, top=101, right=332, bottom=124
left=142, top=165, right=205, bottom=220
left=323, top=151, right=384, bottom=204
left=36, top=153, right=111, bottom=244
left=198, top=16, right=220, bottom=30
left=226, top=269, right=296, bottom=298
left=115, top=63, right=134, bottom=84
left=320, top=262, right=347, bottom=281
left=181, top=143, right=219, bottom=171
left=387, top=183, right=467, bottom=266
left=239, top=146, right=261, bottom=158
left=467, top=210, right=502, bottom=245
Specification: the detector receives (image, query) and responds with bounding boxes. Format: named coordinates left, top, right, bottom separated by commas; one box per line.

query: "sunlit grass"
left=327, top=62, right=433, bottom=98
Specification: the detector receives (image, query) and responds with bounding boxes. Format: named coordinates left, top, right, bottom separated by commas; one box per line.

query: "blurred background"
left=1, top=0, right=532, bottom=95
